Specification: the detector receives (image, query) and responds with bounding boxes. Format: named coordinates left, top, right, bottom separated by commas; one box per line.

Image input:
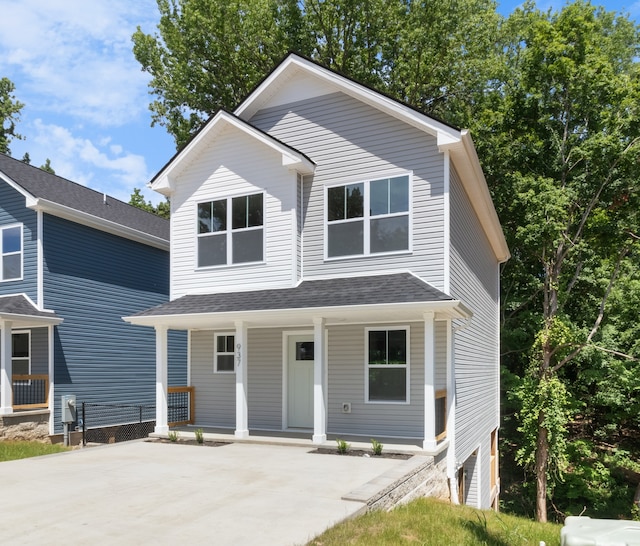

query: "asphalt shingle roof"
left=0, top=153, right=169, bottom=241
left=0, top=295, right=59, bottom=319
left=132, top=273, right=453, bottom=317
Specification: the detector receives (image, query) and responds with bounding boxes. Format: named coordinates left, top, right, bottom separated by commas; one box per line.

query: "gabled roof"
left=0, top=153, right=169, bottom=250
left=150, top=110, right=315, bottom=195
left=124, top=273, right=471, bottom=329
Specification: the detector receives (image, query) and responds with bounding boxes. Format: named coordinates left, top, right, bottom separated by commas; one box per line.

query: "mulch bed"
left=146, top=438, right=231, bottom=448
left=310, top=447, right=412, bottom=460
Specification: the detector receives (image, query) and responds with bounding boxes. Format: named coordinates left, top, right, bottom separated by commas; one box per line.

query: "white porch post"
left=0, top=320, right=13, bottom=415
left=312, top=317, right=327, bottom=444
left=445, top=319, right=460, bottom=503
left=423, top=312, right=437, bottom=451
left=234, top=320, right=249, bottom=439
left=154, top=325, right=169, bottom=434
left=48, top=324, right=55, bottom=435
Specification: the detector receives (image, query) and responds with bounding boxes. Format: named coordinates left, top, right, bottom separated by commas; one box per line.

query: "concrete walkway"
left=0, top=440, right=406, bottom=545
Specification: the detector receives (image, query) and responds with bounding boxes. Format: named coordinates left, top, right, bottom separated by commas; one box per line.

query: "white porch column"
left=234, top=320, right=249, bottom=439
left=0, top=320, right=13, bottom=415
left=445, top=319, right=459, bottom=503
left=423, top=312, right=436, bottom=451
left=154, top=325, right=169, bottom=434
left=48, top=324, right=55, bottom=435
left=312, top=317, right=327, bottom=444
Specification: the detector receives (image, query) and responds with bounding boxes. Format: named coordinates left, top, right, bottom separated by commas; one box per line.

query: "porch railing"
left=12, top=374, right=49, bottom=410
left=168, top=386, right=195, bottom=426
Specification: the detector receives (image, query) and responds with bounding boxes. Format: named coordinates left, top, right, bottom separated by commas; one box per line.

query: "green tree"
left=40, top=158, right=55, bottom=174
left=477, top=2, right=640, bottom=522
left=129, top=187, right=170, bottom=219
left=0, top=77, right=24, bottom=155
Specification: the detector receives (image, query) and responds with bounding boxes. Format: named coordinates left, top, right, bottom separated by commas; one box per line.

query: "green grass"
left=0, top=441, right=70, bottom=462
left=308, top=497, right=562, bottom=546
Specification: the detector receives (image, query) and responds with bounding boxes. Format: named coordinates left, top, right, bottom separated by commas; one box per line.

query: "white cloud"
left=0, top=0, right=159, bottom=127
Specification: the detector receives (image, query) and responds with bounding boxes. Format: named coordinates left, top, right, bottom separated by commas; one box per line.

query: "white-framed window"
left=1, top=224, right=23, bottom=282
left=197, top=192, right=264, bottom=267
left=214, top=333, right=235, bottom=373
left=12, top=331, right=30, bottom=376
left=326, top=174, right=410, bottom=259
left=365, top=327, right=409, bottom=403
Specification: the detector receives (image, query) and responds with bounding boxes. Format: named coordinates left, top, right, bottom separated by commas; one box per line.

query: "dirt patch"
left=146, top=438, right=231, bottom=448
left=310, top=448, right=412, bottom=460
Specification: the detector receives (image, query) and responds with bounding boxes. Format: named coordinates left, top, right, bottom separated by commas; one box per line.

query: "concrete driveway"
left=0, top=440, right=405, bottom=545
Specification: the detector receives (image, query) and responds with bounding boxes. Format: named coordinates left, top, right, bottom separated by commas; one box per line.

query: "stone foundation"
left=0, top=410, right=50, bottom=442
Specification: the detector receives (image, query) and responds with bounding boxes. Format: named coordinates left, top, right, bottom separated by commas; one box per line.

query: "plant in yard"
left=194, top=428, right=204, bottom=444
left=168, top=431, right=179, bottom=442
left=336, top=438, right=350, bottom=454
left=371, top=438, right=383, bottom=456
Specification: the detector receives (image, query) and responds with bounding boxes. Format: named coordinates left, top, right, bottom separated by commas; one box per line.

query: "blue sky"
left=1, top=0, right=639, bottom=205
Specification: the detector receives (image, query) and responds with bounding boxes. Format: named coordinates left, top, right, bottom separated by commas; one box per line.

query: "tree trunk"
left=536, top=410, right=549, bottom=522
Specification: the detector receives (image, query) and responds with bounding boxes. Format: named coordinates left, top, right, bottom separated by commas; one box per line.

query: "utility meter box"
left=61, top=395, right=76, bottom=423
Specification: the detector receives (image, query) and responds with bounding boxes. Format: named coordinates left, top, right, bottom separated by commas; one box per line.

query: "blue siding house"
left=0, top=152, right=185, bottom=436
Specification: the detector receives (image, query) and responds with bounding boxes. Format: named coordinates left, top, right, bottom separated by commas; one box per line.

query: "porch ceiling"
left=124, top=273, right=472, bottom=330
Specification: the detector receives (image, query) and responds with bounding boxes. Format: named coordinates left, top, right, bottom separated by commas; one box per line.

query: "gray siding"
left=449, top=167, right=500, bottom=484
left=250, top=92, right=446, bottom=289
left=248, top=328, right=283, bottom=430
left=30, top=327, right=48, bottom=375
left=0, top=181, right=38, bottom=301
left=191, top=330, right=235, bottom=427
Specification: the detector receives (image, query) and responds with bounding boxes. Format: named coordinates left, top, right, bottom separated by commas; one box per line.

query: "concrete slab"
left=0, top=440, right=406, bottom=545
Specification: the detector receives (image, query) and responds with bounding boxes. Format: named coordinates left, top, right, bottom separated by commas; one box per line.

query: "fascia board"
left=29, top=199, right=170, bottom=251
left=235, top=55, right=462, bottom=145
left=0, top=171, right=38, bottom=207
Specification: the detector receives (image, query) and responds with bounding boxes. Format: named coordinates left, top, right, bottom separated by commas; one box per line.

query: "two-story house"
left=125, top=54, right=509, bottom=509
left=0, top=153, right=186, bottom=438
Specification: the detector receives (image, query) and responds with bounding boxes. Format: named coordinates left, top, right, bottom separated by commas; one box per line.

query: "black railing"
left=82, top=402, right=155, bottom=445
left=13, top=375, right=48, bottom=409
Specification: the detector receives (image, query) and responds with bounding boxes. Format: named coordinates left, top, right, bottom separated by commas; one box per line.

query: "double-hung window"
left=326, top=175, right=410, bottom=258
left=214, top=333, right=235, bottom=373
left=1, top=224, right=23, bottom=281
left=366, top=327, right=409, bottom=403
left=198, top=192, right=263, bottom=267
left=12, top=331, right=30, bottom=376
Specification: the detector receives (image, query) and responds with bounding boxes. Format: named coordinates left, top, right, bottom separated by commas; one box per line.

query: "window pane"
left=232, top=195, right=247, bottom=229
left=217, top=335, right=226, bottom=353
left=12, top=359, right=29, bottom=375
left=327, top=221, right=363, bottom=257
left=3, top=227, right=21, bottom=253
left=346, top=183, right=364, bottom=218
left=217, top=354, right=234, bottom=372
left=232, top=229, right=263, bottom=263
left=247, top=194, right=263, bottom=227
left=198, top=202, right=212, bottom=233
left=370, top=216, right=409, bottom=253
left=389, top=176, right=409, bottom=213
left=198, top=234, right=226, bottom=267
left=369, top=368, right=406, bottom=401
left=226, top=335, right=235, bottom=353
left=388, top=330, right=407, bottom=364
left=12, top=334, right=29, bottom=358
left=368, top=331, right=387, bottom=364
left=3, top=254, right=21, bottom=280
left=370, top=179, right=389, bottom=216
left=296, top=342, right=314, bottom=360
left=211, top=200, right=227, bottom=231
left=327, top=186, right=345, bottom=221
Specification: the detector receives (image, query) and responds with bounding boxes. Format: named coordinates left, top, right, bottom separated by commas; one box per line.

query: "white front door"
left=287, top=335, right=314, bottom=429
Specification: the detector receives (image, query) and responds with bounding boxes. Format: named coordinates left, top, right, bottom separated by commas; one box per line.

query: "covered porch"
left=125, top=273, right=470, bottom=454
left=0, top=295, right=61, bottom=414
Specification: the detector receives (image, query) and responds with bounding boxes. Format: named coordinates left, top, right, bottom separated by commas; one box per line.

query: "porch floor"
left=159, top=425, right=428, bottom=454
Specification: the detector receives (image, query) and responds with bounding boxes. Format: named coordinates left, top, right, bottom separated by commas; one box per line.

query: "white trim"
left=213, top=331, right=236, bottom=373
left=37, top=210, right=44, bottom=308
left=324, top=172, right=413, bottom=261
left=364, top=325, right=410, bottom=405
left=0, top=223, right=24, bottom=283
left=443, top=150, right=451, bottom=295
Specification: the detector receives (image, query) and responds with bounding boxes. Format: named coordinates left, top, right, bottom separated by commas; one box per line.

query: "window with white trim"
left=214, top=333, right=235, bottom=373
left=326, top=175, right=410, bottom=258
left=366, top=327, right=409, bottom=402
left=1, top=224, right=23, bottom=281
left=197, top=192, right=263, bottom=267
left=12, top=331, right=30, bottom=376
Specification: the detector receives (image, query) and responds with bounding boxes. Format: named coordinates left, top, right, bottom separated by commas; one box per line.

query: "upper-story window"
left=1, top=224, right=23, bottom=282
left=326, top=174, right=410, bottom=259
left=197, top=193, right=264, bottom=267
